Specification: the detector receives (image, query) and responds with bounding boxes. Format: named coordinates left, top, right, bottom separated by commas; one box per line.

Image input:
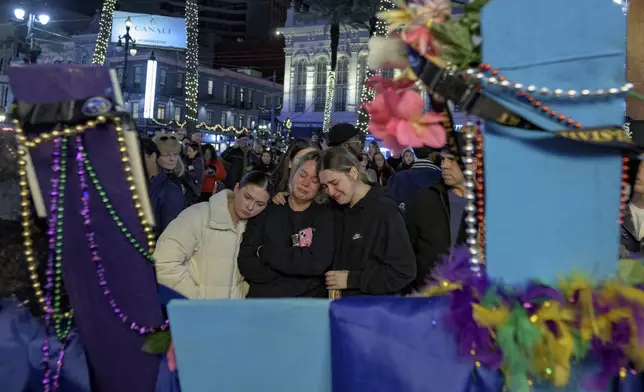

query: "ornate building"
left=277, top=8, right=374, bottom=136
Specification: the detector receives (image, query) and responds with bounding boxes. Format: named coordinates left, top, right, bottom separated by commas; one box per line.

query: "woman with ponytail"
left=318, top=147, right=416, bottom=297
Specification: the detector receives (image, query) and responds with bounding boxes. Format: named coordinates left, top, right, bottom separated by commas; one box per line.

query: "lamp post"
left=13, top=8, right=50, bottom=63
left=116, top=17, right=137, bottom=93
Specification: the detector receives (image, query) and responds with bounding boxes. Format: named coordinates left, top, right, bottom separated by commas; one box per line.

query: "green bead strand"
left=79, top=150, right=155, bottom=263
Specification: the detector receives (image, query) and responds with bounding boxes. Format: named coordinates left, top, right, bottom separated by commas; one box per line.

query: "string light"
left=322, top=71, right=336, bottom=131
left=357, top=0, right=394, bottom=134
left=91, top=0, right=117, bottom=65
left=184, top=0, right=200, bottom=128
left=150, top=118, right=250, bottom=134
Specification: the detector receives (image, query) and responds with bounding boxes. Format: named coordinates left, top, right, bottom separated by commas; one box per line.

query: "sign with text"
left=111, top=11, right=186, bottom=49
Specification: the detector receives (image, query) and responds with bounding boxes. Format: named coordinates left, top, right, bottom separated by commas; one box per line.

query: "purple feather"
left=521, top=281, right=566, bottom=304
left=431, top=246, right=472, bottom=283
left=585, top=336, right=627, bottom=390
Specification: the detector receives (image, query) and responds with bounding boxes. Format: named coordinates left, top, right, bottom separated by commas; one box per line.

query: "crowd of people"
left=138, top=122, right=472, bottom=299
left=138, top=122, right=644, bottom=301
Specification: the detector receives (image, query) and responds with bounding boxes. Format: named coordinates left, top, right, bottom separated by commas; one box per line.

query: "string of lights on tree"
left=91, top=0, right=117, bottom=65
left=322, top=71, right=336, bottom=131
left=356, top=0, right=394, bottom=134
left=184, top=0, right=200, bottom=129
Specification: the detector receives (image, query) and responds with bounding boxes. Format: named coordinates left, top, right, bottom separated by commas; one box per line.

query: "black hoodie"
left=334, top=185, right=416, bottom=296
left=238, top=201, right=335, bottom=297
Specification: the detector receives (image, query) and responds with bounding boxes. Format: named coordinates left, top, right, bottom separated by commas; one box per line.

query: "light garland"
left=357, top=0, right=394, bottom=134
left=184, top=0, right=200, bottom=128
left=150, top=118, right=250, bottom=134
left=322, top=71, right=336, bottom=132
left=91, top=0, right=117, bottom=65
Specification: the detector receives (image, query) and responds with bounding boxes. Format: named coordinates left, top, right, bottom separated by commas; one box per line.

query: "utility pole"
left=271, top=69, right=276, bottom=135
left=26, top=13, right=35, bottom=63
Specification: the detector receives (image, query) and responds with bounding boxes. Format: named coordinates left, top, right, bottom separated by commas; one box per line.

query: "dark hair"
left=239, top=170, right=274, bottom=195
left=412, top=146, right=438, bottom=159
left=202, top=143, right=217, bottom=162
left=140, top=137, right=160, bottom=157
left=188, top=142, right=201, bottom=156
left=627, top=158, right=641, bottom=197
left=273, top=138, right=318, bottom=193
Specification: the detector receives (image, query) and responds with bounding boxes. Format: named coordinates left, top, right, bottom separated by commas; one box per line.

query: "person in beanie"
left=387, top=145, right=442, bottom=211
left=404, top=130, right=473, bottom=292
left=327, top=123, right=365, bottom=159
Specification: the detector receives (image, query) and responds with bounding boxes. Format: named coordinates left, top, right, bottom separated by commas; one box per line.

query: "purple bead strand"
left=42, top=137, right=63, bottom=392
left=75, top=136, right=169, bottom=334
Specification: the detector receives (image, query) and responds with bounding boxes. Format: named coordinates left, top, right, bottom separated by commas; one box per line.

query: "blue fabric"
left=155, top=285, right=186, bottom=392
left=330, top=297, right=642, bottom=392
left=386, top=165, right=442, bottom=211
left=480, top=0, right=626, bottom=285
left=168, top=299, right=331, bottom=392
left=448, top=191, right=467, bottom=246
left=0, top=298, right=91, bottom=392
left=149, top=171, right=184, bottom=237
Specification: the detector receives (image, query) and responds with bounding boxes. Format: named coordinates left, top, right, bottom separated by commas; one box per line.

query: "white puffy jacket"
left=154, top=190, right=249, bottom=299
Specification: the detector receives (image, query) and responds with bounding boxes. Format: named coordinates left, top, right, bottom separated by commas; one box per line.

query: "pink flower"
left=401, top=27, right=439, bottom=57
left=409, top=0, right=452, bottom=26
left=366, top=75, right=415, bottom=94
left=167, top=341, right=177, bottom=372
left=365, top=89, right=447, bottom=151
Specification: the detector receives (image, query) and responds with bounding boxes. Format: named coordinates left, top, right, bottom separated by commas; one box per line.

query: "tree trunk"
left=323, top=23, right=340, bottom=131
left=91, top=0, right=118, bottom=65
left=184, top=0, right=200, bottom=135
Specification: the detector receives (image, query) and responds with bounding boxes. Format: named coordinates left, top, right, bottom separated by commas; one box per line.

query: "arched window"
left=357, top=55, right=368, bottom=104
left=334, top=57, right=349, bottom=112
left=293, top=59, right=307, bottom=112
left=314, top=58, right=327, bottom=112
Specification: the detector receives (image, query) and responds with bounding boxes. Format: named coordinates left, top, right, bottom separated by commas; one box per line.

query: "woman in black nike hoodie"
left=319, top=147, right=416, bottom=296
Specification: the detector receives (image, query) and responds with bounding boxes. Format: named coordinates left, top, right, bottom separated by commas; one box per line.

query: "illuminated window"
left=174, top=107, right=182, bottom=121
left=334, top=58, right=349, bottom=112
left=293, top=59, right=307, bottom=112
left=208, top=80, right=214, bottom=95
left=159, top=69, right=167, bottom=86
left=157, top=105, right=166, bottom=119
left=132, top=102, right=140, bottom=119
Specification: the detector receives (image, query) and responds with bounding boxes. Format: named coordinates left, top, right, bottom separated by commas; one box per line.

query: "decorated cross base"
left=167, top=0, right=644, bottom=391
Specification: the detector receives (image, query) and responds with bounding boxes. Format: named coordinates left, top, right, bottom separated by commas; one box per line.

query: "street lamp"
left=116, top=16, right=137, bottom=92
left=13, top=7, right=50, bottom=63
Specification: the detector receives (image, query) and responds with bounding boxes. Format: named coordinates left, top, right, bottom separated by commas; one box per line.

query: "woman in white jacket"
left=154, top=171, right=273, bottom=299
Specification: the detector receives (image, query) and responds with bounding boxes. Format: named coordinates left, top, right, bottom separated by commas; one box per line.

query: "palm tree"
left=91, top=0, right=118, bottom=65
left=296, top=0, right=379, bottom=131
left=184, top=0, right=200, bottom=133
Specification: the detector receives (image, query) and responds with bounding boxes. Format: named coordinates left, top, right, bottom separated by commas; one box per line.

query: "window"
left=133, top=66, right=142, bottom=86
left=357, top=55, right=368, bottom=103
left=232, top=86, right=238, bottom=104
left=314, top=58, right=327, bottom=112
left=160, top=69, right=167, bottom=86
left=231, top=114, right=237, bottom=127
left=240, top=87, right=245, bottom=106
left=248, top=90, right=254, bottom=107
left=207, top=110, right=213, bottom=124
left=221, top=112, right=227, bottom=126
left=334, top=58, right=349, bottom=112
left=177, top=73, right=184, bottom=88
left=157, top=105, right=166, bottom=120
left=207, top=80, right=214, bottom=95
left=131, top=102, right=140, bottom=119
left=293, top=60, right=307, bottom=112
left=223, top=83, right=229, bottom=102
left=174, top=107, right=182, bottom=122
left=116, top=67, right=124, bottom=83
left=247, top=116, right=252, bottom=128
left=239, top=115, right=244, bottom=128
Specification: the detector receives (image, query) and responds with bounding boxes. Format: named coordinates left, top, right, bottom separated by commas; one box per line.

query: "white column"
left=305, top=65, right=315, bottom=112
left=347, top=51, right=358, bottom=112
left=282, top=53, right=293, bottom=112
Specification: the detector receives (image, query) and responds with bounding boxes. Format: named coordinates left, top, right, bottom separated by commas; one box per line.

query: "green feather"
left=481, top=288, right=502, bottom=307
left=142, top=330, right=172, bottom=354
left=571, top=330, right=590, bottom=359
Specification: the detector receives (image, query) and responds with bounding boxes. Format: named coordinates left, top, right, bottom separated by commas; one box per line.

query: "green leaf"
left=142, top=331, right=172, bottom=354
left=618, top=258, right=644, bottom=285
left=464, top=0, right=491, bottom=14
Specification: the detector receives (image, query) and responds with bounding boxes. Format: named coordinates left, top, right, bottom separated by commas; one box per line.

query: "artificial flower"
left=365, top=75, right=414, bottom=94
left=377, top=0, right=415, bottom=34
left=401, top=26, right=440, bottom=56
left=408, top=0, right=452, bottom=26
left=364, top=88, right=447, bottom=151
left=367, top=37, right=409, bottom=70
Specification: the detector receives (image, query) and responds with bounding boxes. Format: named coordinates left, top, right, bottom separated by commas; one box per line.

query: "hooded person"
left=403, top=130, right=474, bottom=292
left=386, top=145, right=442, bottom=211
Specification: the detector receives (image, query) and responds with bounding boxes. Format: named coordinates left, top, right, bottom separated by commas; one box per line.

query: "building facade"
left=277, top=9, right=371, bottom=136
